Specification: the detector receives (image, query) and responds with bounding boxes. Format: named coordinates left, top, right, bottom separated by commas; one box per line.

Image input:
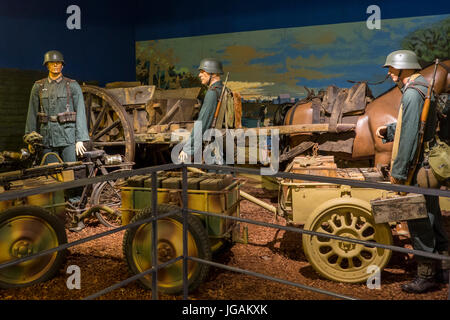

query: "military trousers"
left=42, top=144, right=77, bottom=164
left=406, top=194, right=449, bottom=263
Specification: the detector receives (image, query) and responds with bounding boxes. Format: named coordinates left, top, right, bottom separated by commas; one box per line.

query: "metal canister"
left=104, top=154, right=123, bottom=165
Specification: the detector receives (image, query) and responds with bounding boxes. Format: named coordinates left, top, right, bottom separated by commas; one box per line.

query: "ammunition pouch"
left=37, top=112, right=49, bottom=124
left=57, top=111, right=77, bottom=124
left=38, top=112, right=77, bottom=124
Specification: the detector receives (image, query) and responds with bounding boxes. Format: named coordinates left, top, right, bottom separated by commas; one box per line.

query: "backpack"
left=407, top=80, right=450, bottom=186
left=424, top=136, right=450, bottom=187
left=214, top=86, right=242, bottom=129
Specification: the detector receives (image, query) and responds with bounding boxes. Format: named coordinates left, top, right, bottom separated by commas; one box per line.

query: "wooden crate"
left=291, top=156, right=337, bottom=183
left=370, top=193, right=428, bottom=224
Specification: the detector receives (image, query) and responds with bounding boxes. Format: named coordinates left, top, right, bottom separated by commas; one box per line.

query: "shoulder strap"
left=36, top=79, right=46, bottom=113
left=63, top=77, right=73, bottom=112
left=211, top=83, right=226, bottom=102
left=404, top=74, right=429, bottom=99
left=406, top=85, right=427, bottom=100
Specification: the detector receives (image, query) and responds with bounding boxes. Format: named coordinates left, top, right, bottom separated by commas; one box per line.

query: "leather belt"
left=49, top=115, right=58, bottom=122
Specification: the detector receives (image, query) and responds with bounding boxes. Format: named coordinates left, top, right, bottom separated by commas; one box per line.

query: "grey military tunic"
left=183, top=80, right=223, bottom=157
left=25, top=76, right=90, bottom=149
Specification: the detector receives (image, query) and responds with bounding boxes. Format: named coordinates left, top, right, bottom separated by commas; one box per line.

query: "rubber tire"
left=92, top=180, right=123, bottom=227
left=123, top=204, right=211, bottom=295
left=0, top=206, right=68, bottom=289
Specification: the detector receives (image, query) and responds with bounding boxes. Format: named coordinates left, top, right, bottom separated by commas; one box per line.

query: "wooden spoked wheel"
left=81, top=85, right=135, bottom=162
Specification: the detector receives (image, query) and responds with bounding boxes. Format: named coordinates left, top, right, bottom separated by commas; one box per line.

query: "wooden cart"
left=119, top=171, right=243, bottom=294
left=278, top=156, right=396, bottom=283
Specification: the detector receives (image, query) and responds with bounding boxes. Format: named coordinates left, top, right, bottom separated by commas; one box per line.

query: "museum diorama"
left=0, top=0, right=449, bottom=302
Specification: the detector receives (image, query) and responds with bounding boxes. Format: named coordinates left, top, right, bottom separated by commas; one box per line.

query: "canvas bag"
left=424, top=136, right=450, bottom=187
left=214, top=87, right=242, bottom=129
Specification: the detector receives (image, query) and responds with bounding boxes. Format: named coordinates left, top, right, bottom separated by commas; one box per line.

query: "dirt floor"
left=1, top=182, right=449, bottom=301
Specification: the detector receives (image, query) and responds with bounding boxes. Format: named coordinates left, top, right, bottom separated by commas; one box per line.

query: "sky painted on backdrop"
left=136, top=14, right=450, bottom=99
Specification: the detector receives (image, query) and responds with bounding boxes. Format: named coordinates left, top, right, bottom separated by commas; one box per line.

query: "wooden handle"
left=420, top=99, right=431, bottom=123
left=213, top=100, right=222, bottom=118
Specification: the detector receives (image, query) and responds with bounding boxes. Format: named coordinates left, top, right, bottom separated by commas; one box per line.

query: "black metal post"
left=448, top=271, right=450, bottom=300
left=151, top=171, right=158, bottom=300
left=182, top=165, right=189, bottom=299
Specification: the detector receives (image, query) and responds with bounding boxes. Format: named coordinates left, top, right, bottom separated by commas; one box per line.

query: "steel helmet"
left=198, top=58, right=223, bottom=74
left=383, top=50, right=421, bottom=70
left=43, top=50, right=65, bottom=66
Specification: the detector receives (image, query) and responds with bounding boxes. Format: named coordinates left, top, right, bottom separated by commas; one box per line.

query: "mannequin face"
left=47, top=61, right=63, bottom=77
left=388, top=66, right=401, bottom=83
left=198, top=70, right=211, bottom=85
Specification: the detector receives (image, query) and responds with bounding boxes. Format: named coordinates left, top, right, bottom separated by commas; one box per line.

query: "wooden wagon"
left=81, top=82, right=357, bottom=166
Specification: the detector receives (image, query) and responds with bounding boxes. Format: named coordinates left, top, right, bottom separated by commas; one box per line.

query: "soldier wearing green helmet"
left=42, top=50, right=65, bottom=66
left=25, top=50, right=89, bottom=162
left=25, top=50, right=90, bottom=203
left=376, top=50, right=449, bottom=293
left=178, top=58, right=224, bottom=163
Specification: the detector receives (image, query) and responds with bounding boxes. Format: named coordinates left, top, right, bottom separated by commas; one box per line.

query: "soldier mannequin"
left=25, top=50, right=90, bottom=204
left=25, top=50, right=89, bottom=163
left=178, top=58, right=223, bottom=163
left=376, top=50, right=449, bottom=293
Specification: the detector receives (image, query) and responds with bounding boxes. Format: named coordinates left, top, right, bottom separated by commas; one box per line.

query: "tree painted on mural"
left=402, top=17, right=450, bottom=66
left=136, top=41, right=201, bottom=89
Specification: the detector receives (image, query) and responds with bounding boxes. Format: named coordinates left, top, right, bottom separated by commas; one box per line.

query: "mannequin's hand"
left=178, top=151, right=188, bottom=163
left=376, top=126, right=387, bottom=139
left=76, top=141, right=86, bottom=156
left=389, top=175, right=403, bottom=185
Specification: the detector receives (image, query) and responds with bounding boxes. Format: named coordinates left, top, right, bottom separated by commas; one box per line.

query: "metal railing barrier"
left=0, top=163, right=449, bottom=301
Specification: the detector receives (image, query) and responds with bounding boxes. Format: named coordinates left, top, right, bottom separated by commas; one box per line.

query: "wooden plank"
left=157, top=100, right=182, bottom=125
left=105, top=85, right=156, bottom=105
left=105, top=81, right=142, bottom=88
left=244, top=123, right=356, bottom=135
left=370, top=193, right=428, bottom=224
left=153, top=87, right=201, bottom=100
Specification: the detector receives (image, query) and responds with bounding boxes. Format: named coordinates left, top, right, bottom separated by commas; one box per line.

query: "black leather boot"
left=401, top=261, right=438, bottom=293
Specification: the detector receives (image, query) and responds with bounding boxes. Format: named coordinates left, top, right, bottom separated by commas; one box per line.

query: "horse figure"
left=282, top=60, right=450, bottom=167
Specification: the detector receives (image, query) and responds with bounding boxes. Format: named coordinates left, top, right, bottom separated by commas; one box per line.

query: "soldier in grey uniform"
left=376, top=50, right=449, bottom=293
left=25, top=50, right=90, bottom=204
left=178, top=58, right=224, bottom=163
left=25, top=50, right=89, bottom=164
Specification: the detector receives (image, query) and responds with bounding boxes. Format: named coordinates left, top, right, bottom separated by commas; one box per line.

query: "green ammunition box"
left=127, top=175, right=149, bottom=187
left=161, top=177, right=182, bottom=189
left=200, top=178, right=225, bottom=191
left=187, top=177, right=206, bottom=190
left=143, top=174, right=168, bottom=188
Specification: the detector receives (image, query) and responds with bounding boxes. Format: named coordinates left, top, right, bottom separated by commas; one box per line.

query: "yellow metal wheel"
left=123, top=204, right=211, bottom=294
left=0, top=206, right=67, bottom=288
left=302, top=198, right=392, bottom=283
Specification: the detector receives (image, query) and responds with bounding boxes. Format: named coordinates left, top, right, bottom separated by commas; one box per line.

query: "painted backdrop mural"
left=136, top=14, right=449, bottom=101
